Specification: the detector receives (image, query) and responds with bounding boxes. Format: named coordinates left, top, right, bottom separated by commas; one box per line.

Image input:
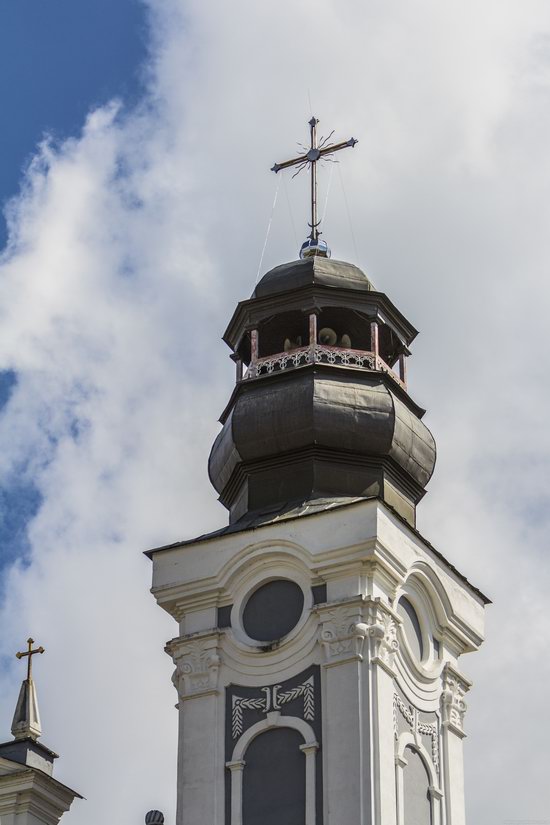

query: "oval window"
left=242, top=580, right=304, bottom=642
left=397, top=596, right=424, bottom=660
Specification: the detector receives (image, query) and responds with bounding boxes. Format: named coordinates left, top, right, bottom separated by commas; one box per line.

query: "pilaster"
left=365, top=600, right=399, bottom=825
left=441, top=664, right=470, bottom=825
left=168, top=632, right=222, bottom=825
left=318, top=599, right=368, bottom=825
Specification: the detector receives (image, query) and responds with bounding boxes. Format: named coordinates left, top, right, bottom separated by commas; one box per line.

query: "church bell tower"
left=148, top=118, right=488, bottom=825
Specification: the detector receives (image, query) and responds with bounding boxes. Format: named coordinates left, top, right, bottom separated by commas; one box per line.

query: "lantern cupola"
left=209, top=255, right=435, bottom=527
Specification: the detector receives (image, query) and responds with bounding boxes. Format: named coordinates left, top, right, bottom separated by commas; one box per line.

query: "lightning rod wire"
left=281, top=169, right=299, bottom=251
left=255, top=175, right=281, bottom=284
left=321, top=161, right=335, bottom=226
left=337, top=162, right=360, bottom=264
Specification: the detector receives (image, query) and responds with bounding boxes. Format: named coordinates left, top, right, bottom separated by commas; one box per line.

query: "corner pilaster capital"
left=364, top=598, right=400, bottom=675
left=317, top=599, right=367, bottom=666
left=167, top=630, right=222, bottom=701
left=441, top=663, right=470, bottom=737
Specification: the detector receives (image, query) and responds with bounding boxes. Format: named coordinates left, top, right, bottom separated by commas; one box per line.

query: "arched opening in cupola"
left=377, top=322, right=403, bottom=370
left=315, top=307, right=371, bottom=351
left=234, top=307, right=408, bottom=390
left=257, top=310, right=309, bottom=358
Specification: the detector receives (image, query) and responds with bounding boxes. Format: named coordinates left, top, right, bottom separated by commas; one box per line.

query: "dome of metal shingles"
left=252, top=256, right=375, bottom=299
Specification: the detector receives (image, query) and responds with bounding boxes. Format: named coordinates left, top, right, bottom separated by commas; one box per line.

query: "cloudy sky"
left=1, top=1, right=549, bottom=823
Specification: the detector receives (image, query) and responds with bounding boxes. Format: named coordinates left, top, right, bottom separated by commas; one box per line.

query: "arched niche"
left=402, top=745, right=432, bottom=825
left=227, top=713, right=319, bottom=825
left=395, top=733, right=442, bottom=825
left=243, top=727, right=305, bottom=825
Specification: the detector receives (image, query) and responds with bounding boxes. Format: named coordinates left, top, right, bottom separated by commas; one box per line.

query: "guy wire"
left=255, top=176, right=281, bottom=284
left=281, top=169, right=299, bottom=251
left=337, top=162, right=359, bottom=263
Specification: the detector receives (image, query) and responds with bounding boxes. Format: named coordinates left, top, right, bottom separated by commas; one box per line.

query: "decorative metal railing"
left=243, top=345, right=406, bottom=390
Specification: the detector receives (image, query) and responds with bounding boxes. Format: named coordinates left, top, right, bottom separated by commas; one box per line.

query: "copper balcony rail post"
left=370, top=320, right=379, bottom=367
left=250, top=329, right=259, bottom=377
left=230, top=352, right=244, bottom=383
left=399, top=352, right=407, bottom=388
left=308, top=313, right=318, bottom=363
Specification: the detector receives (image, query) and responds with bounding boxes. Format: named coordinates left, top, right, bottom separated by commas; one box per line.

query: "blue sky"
left=0, top=0, right=147, bottom=565
left=0, top=0, right=147, bottom=248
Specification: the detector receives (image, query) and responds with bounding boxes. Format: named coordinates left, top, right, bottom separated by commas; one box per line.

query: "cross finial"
left=271, top=116, right=358, bottom=259
left=16, top=637, right=45, bottom=682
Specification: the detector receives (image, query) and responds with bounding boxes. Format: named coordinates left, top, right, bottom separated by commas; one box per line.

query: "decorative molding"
left=228, top=713, right=319, bottom=825
left=317, top=598, right=402, bottom=669
left=169, top=635, right=221, bottom=700
left=231, top=676, right=314, bottom=739
left=418, top=720, right=440, bottom=775
left=441, top=665, right=469, bottom=737
left=245, top=345, right=377, bottom=380
left=393, top=694, right=414, bottom=733
left=318, top=603, right=368, bottom=664
left=365, top=601, right=400, bottom=673
left=393, top=694, right=440, bottom=776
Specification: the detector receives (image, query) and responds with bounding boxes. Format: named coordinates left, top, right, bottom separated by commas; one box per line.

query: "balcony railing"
left=242, top=345, right=406, bottom=391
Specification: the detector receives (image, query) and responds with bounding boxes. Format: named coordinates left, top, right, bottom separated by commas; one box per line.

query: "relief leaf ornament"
left=441, top=666, right=468, bottom=735
left=172, top=639, right=221, bottom=698
left=319, top=605, right=368, bottom=662
left=366, top=603, right=399, bottom=671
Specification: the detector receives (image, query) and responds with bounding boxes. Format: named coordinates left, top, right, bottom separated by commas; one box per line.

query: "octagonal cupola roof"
left=253, top=257, right=375, bottom=299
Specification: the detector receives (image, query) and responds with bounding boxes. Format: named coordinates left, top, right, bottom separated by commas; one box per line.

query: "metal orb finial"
left=145, top=811, right=164, bottom=825
left=300, top=237, right=331, bottom=259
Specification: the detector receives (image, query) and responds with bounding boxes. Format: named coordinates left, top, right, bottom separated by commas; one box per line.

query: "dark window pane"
left=243, top=728, right=305, bottom=825
left=242, top=580, right=304, bottom=642
left=397, top=597, right=424, bottom=660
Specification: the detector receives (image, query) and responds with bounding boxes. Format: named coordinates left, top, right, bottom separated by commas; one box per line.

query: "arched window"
left=242, top=728, right=305, bottom=825
left=402, top=745, right=432, bottom=825
left=397, top=596, right=424, bottom=660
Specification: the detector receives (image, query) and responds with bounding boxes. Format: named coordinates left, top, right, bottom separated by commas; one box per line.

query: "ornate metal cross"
left=271, top=117, right=358, bottom=249
left=16, top=637, right=45, bottom=681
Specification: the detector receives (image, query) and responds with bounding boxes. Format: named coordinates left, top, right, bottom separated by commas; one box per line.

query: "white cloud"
left=1, top=1, right=550, bottom=822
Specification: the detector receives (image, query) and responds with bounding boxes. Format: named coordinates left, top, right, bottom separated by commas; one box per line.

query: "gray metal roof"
left=145, top=496, right=491, bottom=606
left=253, top=257, right=375, bottom=299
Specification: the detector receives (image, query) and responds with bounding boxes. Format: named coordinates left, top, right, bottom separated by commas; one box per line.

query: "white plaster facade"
left=0, top=757, right=78, bottom=825
left=150, top=497, right=486, bottom=825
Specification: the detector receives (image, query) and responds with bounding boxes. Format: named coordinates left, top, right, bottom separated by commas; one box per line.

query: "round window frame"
left=395, top=588, right=435, bottom=668
left=232, top=575, right=311, bottom=648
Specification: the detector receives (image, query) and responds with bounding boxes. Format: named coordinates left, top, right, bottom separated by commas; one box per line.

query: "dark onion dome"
left=209, top=368, right=436, bottom=528
left=253, top=256, right=374, bottom=299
